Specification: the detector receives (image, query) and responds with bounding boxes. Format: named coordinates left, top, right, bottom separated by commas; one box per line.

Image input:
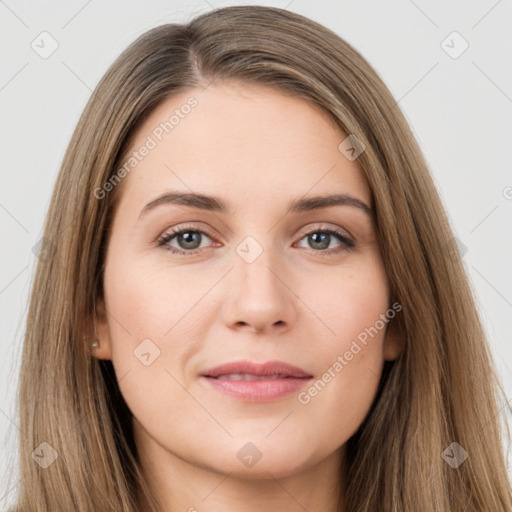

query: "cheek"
left=304, top=258, right=390, bottom=354
left=103, top=253, right=219, bottom=348
left=296, top=314, right=387, bottom=449
left=101, top=253, right=206, bottom=398
left=102, top=258, right=208, bottom=437
left=294, top=260, right=390, bottom=433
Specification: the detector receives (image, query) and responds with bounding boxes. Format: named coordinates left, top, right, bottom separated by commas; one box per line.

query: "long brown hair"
left=8, top=5, right=512, bottom=511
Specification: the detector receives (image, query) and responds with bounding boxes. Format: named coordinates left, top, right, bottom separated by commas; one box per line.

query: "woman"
left=10, top=5, right=512, bottom=511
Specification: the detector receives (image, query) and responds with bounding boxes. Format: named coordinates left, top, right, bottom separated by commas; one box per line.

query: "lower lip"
left=201, top=376, right=312, bottom=402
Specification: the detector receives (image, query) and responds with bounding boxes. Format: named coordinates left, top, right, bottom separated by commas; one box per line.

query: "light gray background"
left=1, top=0, right=511, bottom=507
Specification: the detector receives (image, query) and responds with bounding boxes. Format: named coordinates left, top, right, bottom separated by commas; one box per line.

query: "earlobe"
left=90, top=297, right=113, bottom=360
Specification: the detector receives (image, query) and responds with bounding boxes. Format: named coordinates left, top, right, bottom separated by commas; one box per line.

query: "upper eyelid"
left=296, top=223, right=352, bottom=239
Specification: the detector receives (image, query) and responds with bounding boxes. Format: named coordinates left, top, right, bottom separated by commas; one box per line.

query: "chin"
left=196, top=437, right=321, bottom=480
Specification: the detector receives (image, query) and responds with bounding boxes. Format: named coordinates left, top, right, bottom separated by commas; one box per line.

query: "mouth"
left=200, top=360, right=313, bottom=402
left=212, top=374, right=293, bottom=381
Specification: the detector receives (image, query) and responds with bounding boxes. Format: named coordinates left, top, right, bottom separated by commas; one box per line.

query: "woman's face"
left=94, top=81, right=402, bottom=479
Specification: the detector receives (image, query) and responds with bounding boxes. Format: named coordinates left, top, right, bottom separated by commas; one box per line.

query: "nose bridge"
left=222, top=230, right=296, bottom=333
left=234, top=232, right=282, bottom=297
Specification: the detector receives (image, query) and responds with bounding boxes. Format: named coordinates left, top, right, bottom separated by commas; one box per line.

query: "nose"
left=221, top=244, right=297, bottom=335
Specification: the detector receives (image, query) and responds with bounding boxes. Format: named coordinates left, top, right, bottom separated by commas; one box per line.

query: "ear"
left=90, top=297, right=113, bottom=360
left=383, top=314, right=404, bottom=361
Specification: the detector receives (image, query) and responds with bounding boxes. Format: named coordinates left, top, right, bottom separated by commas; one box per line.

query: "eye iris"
left=309, top=232, right=330, bottom=250
left=178, top=231, right=201, bottom=249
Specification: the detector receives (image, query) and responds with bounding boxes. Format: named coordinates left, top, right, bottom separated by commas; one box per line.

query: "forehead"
left=116, top=81, right=371, bottom=216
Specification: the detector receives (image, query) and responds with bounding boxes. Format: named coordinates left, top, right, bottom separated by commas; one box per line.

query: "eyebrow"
left=138, top=191, right=374, bottom=219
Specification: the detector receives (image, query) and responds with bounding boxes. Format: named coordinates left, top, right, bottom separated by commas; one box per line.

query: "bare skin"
left=93, top=81, right=403, bottom=512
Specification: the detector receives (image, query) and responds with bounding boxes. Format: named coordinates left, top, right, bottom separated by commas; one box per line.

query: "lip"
left=200, top=360, right=313, bottom=402
left=201, top=360, right=312, bottom=378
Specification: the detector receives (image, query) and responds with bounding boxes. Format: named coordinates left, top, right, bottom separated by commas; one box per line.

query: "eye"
left=157, top=225, right=217, bottom=255
left=157, top=223, right=355, bottom=256
left=295, top=225, right=355, bottom=255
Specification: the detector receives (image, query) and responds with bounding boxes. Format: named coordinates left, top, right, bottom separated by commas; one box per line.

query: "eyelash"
left=156, top=223, right=355, bottom=256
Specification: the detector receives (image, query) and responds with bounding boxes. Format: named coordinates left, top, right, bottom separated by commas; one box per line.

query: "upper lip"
left=201, top=360, right=313, bottom=378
